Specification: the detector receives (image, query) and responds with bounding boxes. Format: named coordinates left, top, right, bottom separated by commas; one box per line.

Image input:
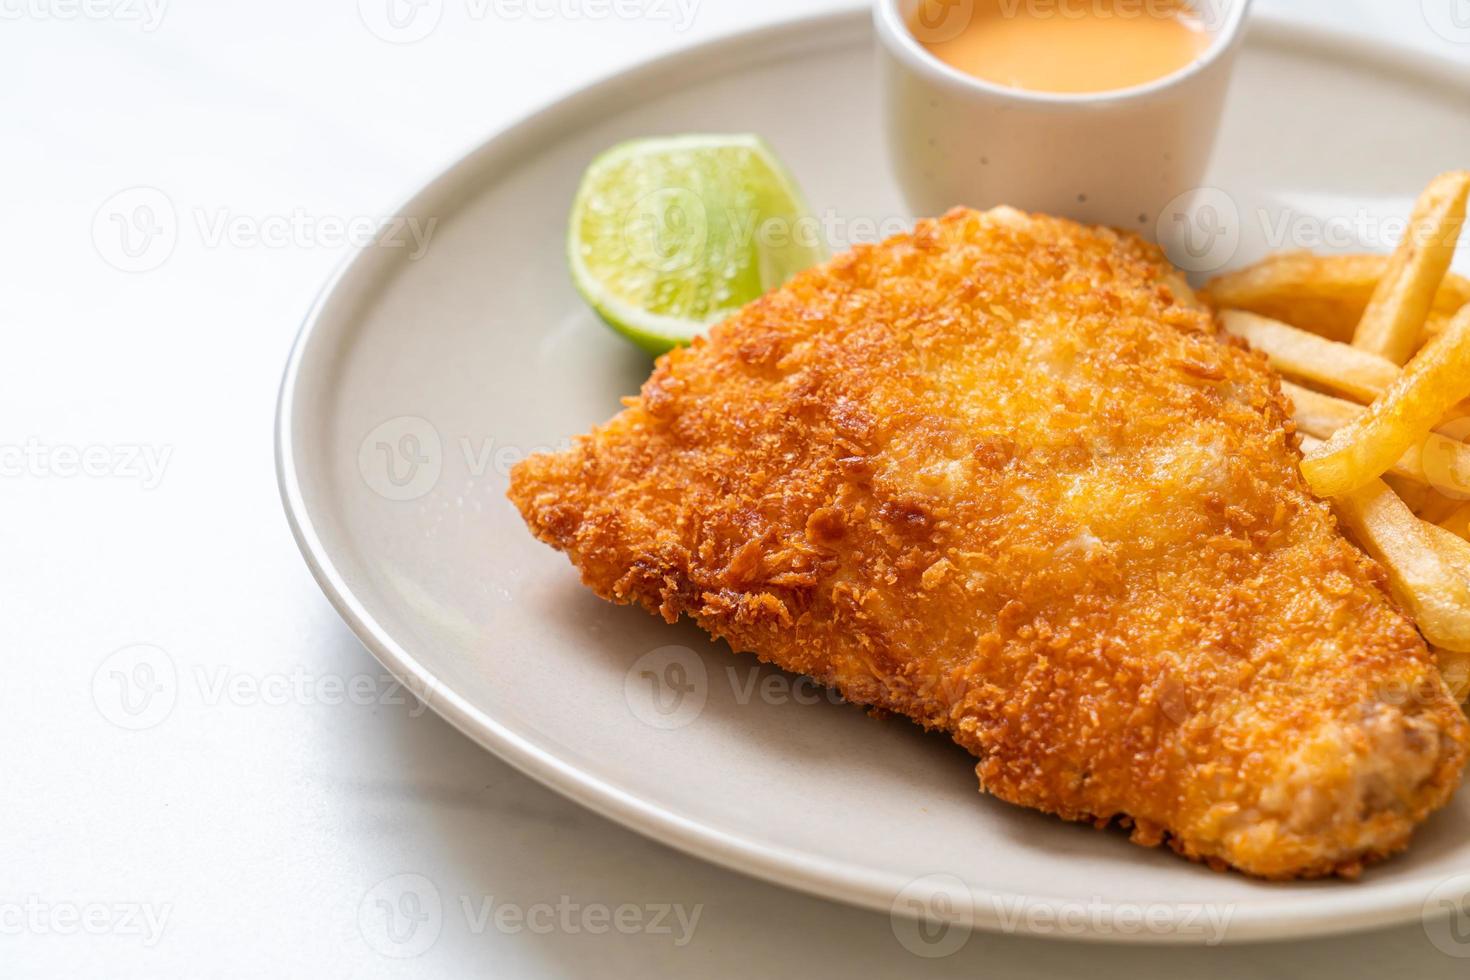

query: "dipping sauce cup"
left=875, top=0, right=1252, bottom=243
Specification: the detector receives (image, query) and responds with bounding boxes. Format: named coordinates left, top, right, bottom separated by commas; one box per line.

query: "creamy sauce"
left=912, top=0, right=1211, bottom=94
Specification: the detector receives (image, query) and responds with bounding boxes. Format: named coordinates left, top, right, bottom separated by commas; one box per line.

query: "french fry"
left=1415, top=490, right=1467, bottom=525
left=1440, top=502, right=1470, bottom=541
left=1204, top=252, right=1377, bottom=343
left=1421, top=527, right=1470, bottom=697
left=1222, top=310, right=1400, bottom=402
left=1422, top=525, right=1470, bottom=699
left=1435, top=400, right=1470, bottom=428
left=1287, top=382, right=1470, bottom=494
left=1282, top=381, right=1362, bottom=438
left=1384, top=474, right=1432, bottom=514
left=1369, top=521, right=1470, bottom=698
left=1222, top=171, right=1470, bottom=699
left=1205, top=252, right=1470, bottom=344
left=1353, top=515, right=1470, bottom=698
left=1302, top=305, right=1470, bottom=496
left=1351, top=172, right=1470, bottom=363
left=1332, top=479, right=1470, bottom=651
left=1226, top=311, right=1470, bottom=420
left=1425, top=519, right=1470, bottom=577
left=1296, top=430, right=1470, bottom=495
left=1424, top=308, right=1470, bottom=342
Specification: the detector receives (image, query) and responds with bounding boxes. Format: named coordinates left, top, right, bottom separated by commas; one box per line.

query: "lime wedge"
left=568, top=134, right=827, bottom=355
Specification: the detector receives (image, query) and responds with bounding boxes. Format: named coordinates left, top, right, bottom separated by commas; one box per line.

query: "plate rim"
left=275, top=7, right=1470, bottom=945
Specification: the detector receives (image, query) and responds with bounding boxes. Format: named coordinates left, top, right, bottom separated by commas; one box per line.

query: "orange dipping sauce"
left=911, top=0, right=1211, bottom=95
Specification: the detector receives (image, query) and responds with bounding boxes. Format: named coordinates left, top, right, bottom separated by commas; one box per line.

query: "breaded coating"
left=510, top=207, right=1470, bottom=878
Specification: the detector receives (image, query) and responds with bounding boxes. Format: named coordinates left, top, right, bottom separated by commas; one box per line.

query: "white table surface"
left=5, top=1, right=1469, bottom=976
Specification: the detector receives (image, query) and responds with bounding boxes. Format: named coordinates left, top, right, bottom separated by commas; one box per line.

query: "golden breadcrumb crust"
left=510, top=207, right=1470, bottom=878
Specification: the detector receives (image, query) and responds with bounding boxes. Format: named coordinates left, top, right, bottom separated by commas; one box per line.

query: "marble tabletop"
left=5, top=0, right=1469, bottom=975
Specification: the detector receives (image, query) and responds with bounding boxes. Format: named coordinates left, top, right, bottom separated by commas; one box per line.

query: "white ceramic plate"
left=277, top=10, right=1470, bottom=944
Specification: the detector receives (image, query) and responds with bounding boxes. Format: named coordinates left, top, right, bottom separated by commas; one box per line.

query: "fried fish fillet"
left=510, top=207, right=1470, bottom=878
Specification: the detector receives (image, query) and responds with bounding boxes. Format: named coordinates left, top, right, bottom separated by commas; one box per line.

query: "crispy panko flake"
left=510, top=207, right=1469, bottom=879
